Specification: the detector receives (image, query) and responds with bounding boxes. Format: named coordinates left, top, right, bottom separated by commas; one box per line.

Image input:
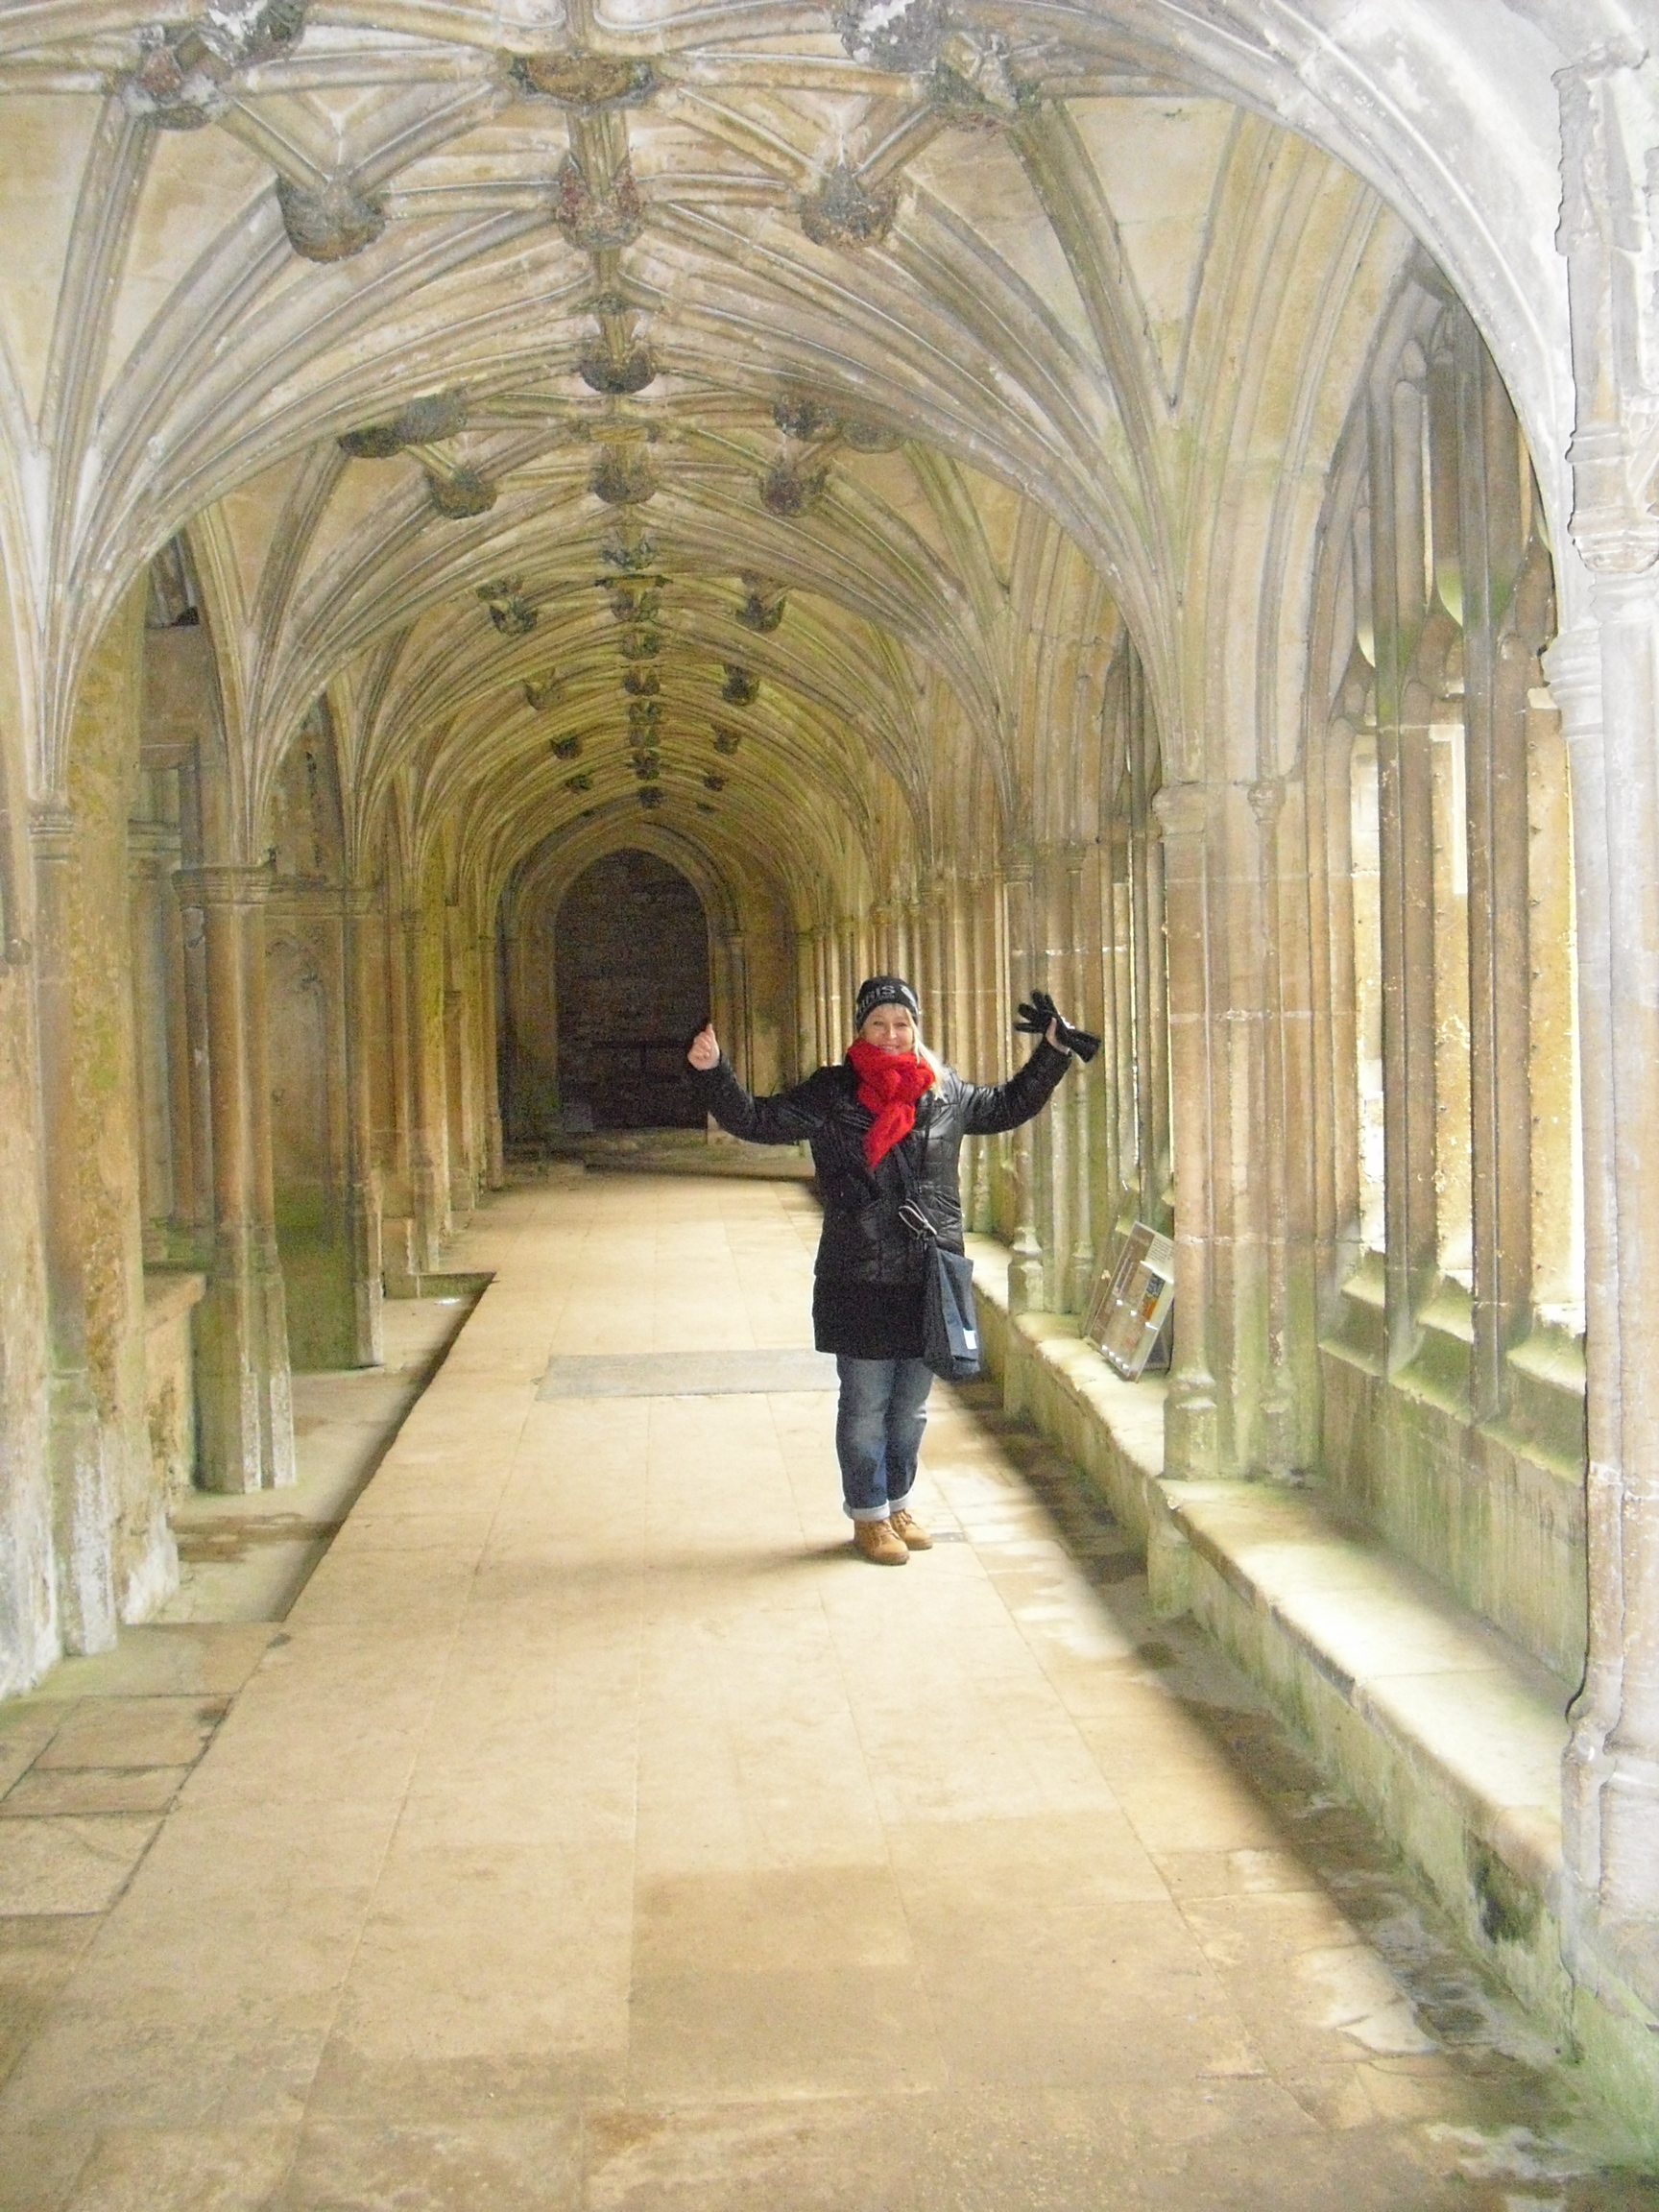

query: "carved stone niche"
left=580, top=345, right=657, bottom=396
left=722, top=666, right=759, bottom=706
left=553, top=157, right=644, bottom=252
left=277, top=174, right=386, bottom=263
left=799, top=163, right=896, bottom=250
left=477, top=580, right=538, bottom=637
left=591, top=449, right=658, bottom=507
left=427, top=469, right=496, bottom=518
left=760, top=463, right=828, bottom=518
left=509, top=51, right=657, bottom=110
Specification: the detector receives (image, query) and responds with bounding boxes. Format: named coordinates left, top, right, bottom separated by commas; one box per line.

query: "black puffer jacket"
left=694, top=1042, right=1071, bottom=1287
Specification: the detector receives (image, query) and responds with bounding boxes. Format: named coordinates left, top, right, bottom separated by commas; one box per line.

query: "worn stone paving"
left=0, top=1175, right=1655, bottom=2211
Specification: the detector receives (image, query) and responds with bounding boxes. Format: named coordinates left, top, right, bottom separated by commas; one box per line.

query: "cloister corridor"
left=0, top=1169, right=1650, bottom=2212
left=10, top=1, right=1659, bottom=2200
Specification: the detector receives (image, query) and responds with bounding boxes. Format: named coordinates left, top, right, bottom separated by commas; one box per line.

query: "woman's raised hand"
left=686, top=1022, right=720, bottom=1071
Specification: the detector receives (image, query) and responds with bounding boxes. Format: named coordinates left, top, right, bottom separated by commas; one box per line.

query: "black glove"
left=1014, top=988, right=1101, bottom=1064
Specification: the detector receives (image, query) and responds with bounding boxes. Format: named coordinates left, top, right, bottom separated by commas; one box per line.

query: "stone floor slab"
left=0, top=1820, right=158, bottom=1918
left=34, top=1700, right=225, bottom=1773
left=0, top=1179, right=1654, bottom=2208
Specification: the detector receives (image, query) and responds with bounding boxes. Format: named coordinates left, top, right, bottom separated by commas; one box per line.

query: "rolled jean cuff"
left=845, top=1503, right=894, bottom=1523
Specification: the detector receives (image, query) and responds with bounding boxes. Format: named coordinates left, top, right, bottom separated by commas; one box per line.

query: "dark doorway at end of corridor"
left=535, top=848, right=710, bottom=1135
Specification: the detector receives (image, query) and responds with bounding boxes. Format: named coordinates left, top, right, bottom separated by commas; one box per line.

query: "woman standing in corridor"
left=686, top=976, right=1077, bottom=1564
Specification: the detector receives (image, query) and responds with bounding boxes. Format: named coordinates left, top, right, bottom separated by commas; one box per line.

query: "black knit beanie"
left=853, top=975, right=921, bottom=1030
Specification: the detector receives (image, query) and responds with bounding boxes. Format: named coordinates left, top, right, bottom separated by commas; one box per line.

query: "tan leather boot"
left=853, top=1517, right=909, bottom=1565
left=888, top=1508, right=932, bottom=1551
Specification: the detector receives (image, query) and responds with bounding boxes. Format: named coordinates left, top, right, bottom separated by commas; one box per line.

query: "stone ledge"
left=964, top=1233, right=1571, bottom=1989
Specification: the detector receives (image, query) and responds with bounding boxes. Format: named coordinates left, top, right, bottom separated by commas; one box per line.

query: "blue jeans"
left=835, top=1357, right=935, bottom=1521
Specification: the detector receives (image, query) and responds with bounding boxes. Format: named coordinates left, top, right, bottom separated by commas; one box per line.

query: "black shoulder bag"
left=891, top=1140, right=982, bottom=1382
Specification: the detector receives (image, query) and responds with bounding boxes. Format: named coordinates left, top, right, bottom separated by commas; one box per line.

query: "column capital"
left=1247, top=776, right=1286, bottom=828
left=1152, top=781, right=1214, bottom=843
left=129, top=821, right=182, bottom=874
left=175, top=864, right=272, bottom=909
left=29, top=806, right=76, bottom=860
left=1542, top=620, right=1603, bottom=738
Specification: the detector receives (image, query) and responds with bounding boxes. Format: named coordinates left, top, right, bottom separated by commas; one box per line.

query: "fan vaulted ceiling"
left=0, top=0, right=1400, bottom=905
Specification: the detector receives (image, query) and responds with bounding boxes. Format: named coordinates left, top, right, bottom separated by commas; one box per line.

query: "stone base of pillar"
left=349, top=1179, right=385, bottom=1365
left=382, top=1214, right=419, bottom=1298
left=1164, top=1382, right=1219, bottom=1479
left=47, top=1369, right=118, bottom=1655
left=1008, top=1242, right=1045, bottom=1315
left=195, top=1239, right=296, bottom=1492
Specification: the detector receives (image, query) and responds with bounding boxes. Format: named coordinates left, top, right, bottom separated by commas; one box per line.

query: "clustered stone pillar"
left=1152, top=782, right=1219, bottom=1479
left=344, top=887, right=384, bottom=1368
left=30, top=809, right=117, bottom=1651
left=180, top=865, right=296, bottom=1493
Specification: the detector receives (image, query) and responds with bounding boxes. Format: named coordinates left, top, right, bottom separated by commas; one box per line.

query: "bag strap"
left=888, top=1137, right=940, bottom=1244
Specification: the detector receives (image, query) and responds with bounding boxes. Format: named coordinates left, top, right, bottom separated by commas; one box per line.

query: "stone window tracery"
left=1320, top=286, right=1579, bottom=1386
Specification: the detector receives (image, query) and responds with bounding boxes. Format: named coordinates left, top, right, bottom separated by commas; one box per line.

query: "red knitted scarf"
left=847, top=1038, right=935, bottom=1169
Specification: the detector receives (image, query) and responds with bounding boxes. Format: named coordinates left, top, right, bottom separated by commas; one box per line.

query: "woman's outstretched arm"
left=686, top=1027, right=830, bottom=1144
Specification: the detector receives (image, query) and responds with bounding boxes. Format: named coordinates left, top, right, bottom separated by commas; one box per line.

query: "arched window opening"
left=1324, top=289, right=1579, bottom=1381
left=1099, top=639, right=1171, bottom=1243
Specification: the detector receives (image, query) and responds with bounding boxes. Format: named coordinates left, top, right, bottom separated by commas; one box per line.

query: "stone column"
left=1587, top=568, right=1659, bottom=1935
left=1153, top=784, right=1219, bottom=1478
left=868, top=902, right=893, bottom=984
left=403, top=904, right=444, bottom=1273
left=345, top=888, right=384, bottom=1365
left=964, top=874, right=994, bottom=1230
left=478, top=926, right=505, bottom=1190
left=1003, top=846, right=1044, bottom=1312
left=31, top=810, right=118, bottom=1650
left=924, top=878, right=947, bottom=1050
left=725, top=929, right=752, bottom=1087
left=793, top=927, right=817, bottom=1076
left=1551, top=47, right=1659, bottom=1957
left=1249, top=777, right=1297, bottom=1475
left=836, top=915, right=857, bottom=1036
left=1065, top=844, right=1095, bottom=1314
left=130, top=818, right=180, bottom=1262
left=1033, top=844, right=1065, bottom=1296
left=1546, top=622, right=1620, bottom=1933
left=179, top=865, right=296, bottom=1492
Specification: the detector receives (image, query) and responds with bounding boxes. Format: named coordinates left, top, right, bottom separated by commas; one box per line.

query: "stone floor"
left=1, top=1173, right=1656, bottom=2210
